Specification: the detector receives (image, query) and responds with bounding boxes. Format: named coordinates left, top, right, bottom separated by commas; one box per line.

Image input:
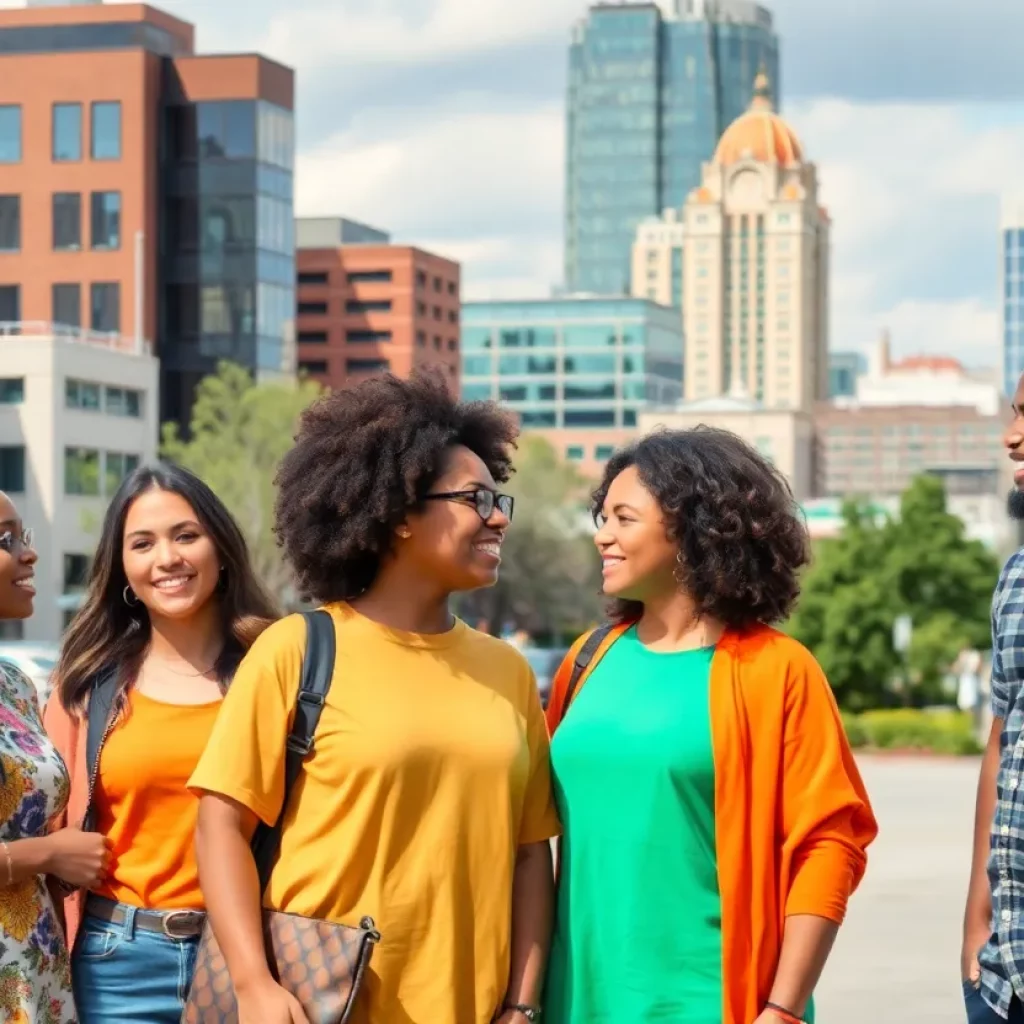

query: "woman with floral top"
left=0, top=490, right=110, bottom=1024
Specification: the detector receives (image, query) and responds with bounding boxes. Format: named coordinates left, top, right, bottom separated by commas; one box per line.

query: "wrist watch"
left=505, top=1005, right=542, bottom=1022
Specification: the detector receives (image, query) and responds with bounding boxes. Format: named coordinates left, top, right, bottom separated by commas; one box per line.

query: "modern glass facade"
left=160, top=98, right=295, bottom=426
left=1004, top=226, right=1024, bottom=395
left=566, top=1, right=778, bottom=295
left=461, top=297, right=683, bottom=429
left=828, top=351, right=866, bottom=399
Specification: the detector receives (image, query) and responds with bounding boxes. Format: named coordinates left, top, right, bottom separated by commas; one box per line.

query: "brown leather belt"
left=84, top=894, right=206, bottom=940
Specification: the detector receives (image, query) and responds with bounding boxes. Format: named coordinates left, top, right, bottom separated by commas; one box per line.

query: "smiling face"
left=121, top=486, right=221, bottom=623
left=400, top=444, right=512, bottom=593
left=0, top=492, right=37, bottom=620
left=594, top=464, right=679, bottom=604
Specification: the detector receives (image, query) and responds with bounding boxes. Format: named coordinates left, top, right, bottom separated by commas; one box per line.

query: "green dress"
left=544, top=628, right=722, bottom=1023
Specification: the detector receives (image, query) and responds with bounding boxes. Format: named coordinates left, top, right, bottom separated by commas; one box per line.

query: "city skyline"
left=1, top=0, right=1021, bottom=369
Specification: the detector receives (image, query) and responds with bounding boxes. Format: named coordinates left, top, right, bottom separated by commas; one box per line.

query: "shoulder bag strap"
left=560, top=622, right=614, bottom=718
left=251, top=609, right=336, bottom=891
left=81, top=668, right=118, bottom=832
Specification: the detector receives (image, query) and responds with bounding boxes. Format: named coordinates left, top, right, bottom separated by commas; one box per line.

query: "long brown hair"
left=56, top=463, right=280, bottom=713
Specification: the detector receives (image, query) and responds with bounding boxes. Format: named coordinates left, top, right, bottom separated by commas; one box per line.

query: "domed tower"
left=681, top=69, right=830, bottom=412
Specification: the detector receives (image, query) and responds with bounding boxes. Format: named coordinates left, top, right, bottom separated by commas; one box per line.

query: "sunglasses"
left=0, top=527, right=33, bottom=555
left=423, top=489, right=515, bottom=522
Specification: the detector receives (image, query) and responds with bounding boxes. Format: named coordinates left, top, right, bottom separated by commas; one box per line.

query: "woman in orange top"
left=44, top=464, right=278, bottom=1023
left=544, top=428, right=878, bottom=1024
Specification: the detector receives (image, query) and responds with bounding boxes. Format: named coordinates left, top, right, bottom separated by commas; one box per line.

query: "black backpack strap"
left=82, top=668, right=119, bottom=832
left=251, top=610, right=336, bottom=891
left=562, top=622, right=614, bottom=715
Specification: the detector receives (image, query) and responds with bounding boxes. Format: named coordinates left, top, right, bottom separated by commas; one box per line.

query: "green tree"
left=788, top=476, right=1000, bottom=709
left=161, top=362, right=322, bottom=601
left=456, top=435, right=603, bottom=642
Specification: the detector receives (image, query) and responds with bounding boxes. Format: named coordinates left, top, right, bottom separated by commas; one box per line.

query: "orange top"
left=546, top=623, right=877, bottom=1024
left=93, top=690, right=222, bottom=910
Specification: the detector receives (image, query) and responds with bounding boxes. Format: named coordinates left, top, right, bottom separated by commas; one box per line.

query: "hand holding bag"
left=182, top=611, right=380, bottom=1024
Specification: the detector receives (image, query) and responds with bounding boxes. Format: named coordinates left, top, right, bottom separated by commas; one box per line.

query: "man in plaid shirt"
left=963, top=380, right=1024, bottom=1023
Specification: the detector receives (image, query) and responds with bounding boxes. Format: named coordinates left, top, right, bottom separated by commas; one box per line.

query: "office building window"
left=432, top=306, right=442, bottom=321
left=416, top=271, right=427, bottom=288
left=347, top=331, right=391, bottom=343
left=433, top=337, right=441, bottom=350
left=297, top=301, right=327, bottom=315
left=197, top=101, right=256, bottom=160
left=0, top=285, right=19, bottom=324
left=90, top=191, right=121, bottom=250
left=0, top=196, right=18, bottom=252
left=63, top=553, right=90, bottom=598
left=416, top=331, right=426, bottom=347
left=448, top=282, right=457, bottom=296
left=0, top=447, right=24, bottom=492
left=346, top=358, right=389, bottom=373
left=595, top=445, right=616, bottom=462
left=53, top=103, right=82, bottom=161
left=448, top=338, right=457, bottom=351
left=66, top=379, right=101, bottom=411
left=347, top=271, right=392, bottom=284
left=297, top=331, right=328, bottom=344
left=299, top=360, right=328, bottom=375
left=65, top=447, right=101, bottom=496
left=566, top=446, right=584, bottom=462
left=91, top=102, right=121, bottom=160
left=297, top=271, right=328, bottom=285
left=0, top=107, right=20, bottom=163
left=53, top=193, right=82, bottom=250
left=90, top=283, right=120, bottom=333
left=346, top=300, right=391, bottom=314
left=52, top=284, right=81, bottom=329
left=105, top=452, right=140, bottom=494
left=0, top=379, right=23, bottom=404
left=105, top=386, right=142, bottom=418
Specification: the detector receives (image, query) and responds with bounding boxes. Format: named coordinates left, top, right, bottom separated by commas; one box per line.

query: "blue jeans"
left=72, top=905, right=200, bottom=1023
left=964, top=981, right=1024, bottom=1023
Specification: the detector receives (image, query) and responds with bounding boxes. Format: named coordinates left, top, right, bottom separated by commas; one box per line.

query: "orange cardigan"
left=43, top=694, right=91, bottom=952
left=546, top=623, right=878, bottom=1024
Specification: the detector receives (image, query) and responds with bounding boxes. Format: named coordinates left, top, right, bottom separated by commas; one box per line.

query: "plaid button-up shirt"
left=981, top=549, right=1024, bottom=1017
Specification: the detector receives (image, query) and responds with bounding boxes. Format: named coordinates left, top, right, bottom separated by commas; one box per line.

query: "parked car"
left=0, top=642, right=60, bottom=706
left=522, top=646, right=566, bottom=708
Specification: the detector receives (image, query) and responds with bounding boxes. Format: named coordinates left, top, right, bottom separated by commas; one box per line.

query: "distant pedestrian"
left=545, top=427, right=877, bottom=1024
left=961, top=372, right=1024, bottom=1023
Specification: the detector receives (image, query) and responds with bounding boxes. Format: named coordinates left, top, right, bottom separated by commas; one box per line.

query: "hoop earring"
left=123, top=585, right=139, bottom=607
left=674, top=550, right=687, bottom=588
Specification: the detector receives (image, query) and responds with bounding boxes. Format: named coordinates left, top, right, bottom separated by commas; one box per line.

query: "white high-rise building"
left=0, top=325, right=159, bottom=643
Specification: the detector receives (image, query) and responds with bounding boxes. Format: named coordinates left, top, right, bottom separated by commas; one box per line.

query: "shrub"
left=844, top=708, right=981, bottom=756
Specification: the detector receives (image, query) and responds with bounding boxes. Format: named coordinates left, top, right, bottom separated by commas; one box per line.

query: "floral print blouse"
left=0, top=661, right=75, bottom=1024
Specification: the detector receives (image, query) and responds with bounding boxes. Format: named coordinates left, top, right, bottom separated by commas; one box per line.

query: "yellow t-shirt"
left=188, top=603, right=561, bottom=1024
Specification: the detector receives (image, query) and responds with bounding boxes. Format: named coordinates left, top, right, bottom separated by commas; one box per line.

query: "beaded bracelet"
left=764, top=1002, right=805, bottom=1024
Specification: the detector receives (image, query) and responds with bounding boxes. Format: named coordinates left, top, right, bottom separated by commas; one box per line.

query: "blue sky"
left=19, top=0, right=1024, bottom=367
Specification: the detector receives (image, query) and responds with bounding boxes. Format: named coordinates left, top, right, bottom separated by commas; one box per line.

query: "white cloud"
left=295, top=102, right=564, bottom=297
left=788, top=99, right=1023, bottom=366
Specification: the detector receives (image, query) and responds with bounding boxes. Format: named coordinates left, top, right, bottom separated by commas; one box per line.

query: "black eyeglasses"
left=423, top=490, right=515, bottom=522
left=0, top=527, right=33, bottom=555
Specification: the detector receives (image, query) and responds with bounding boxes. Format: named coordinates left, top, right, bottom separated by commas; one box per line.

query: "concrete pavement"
left=815, top=755, right=977, bottom=1023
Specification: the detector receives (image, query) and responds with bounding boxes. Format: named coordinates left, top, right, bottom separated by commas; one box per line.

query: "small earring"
left=398, top=528, right=411, bottom=539
left=674, top=550, right=687, bottom=587
left=123, top=585, right=139, bottom=607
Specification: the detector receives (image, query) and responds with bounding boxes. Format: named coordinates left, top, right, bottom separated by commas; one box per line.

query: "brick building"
left=295, top=217, right=460, bottom=392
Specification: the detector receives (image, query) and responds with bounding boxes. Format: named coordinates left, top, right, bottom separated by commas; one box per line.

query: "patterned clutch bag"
left=182, top=910, right=380, bottom=1024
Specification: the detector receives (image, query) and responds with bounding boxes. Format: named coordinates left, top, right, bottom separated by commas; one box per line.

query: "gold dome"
left=713, top=69, right=803, bottom=167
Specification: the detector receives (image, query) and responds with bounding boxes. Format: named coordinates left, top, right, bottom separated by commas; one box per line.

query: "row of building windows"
left=567, top=443, right=618, bottom=463
left=0, top=101, right=121, bottom=164
left=0, top=445, right=139, bottom=497
left=464, top=326, right=651, bottom=351
left=298, top=357, right=458, bottom=380
left=0, top=376, right=142, bottom=417
left=0, top=192, right=121, bottom=253
left=297, top=298, right=458, bottom=323
left=464, top=353, right=649, bottom=376
left=0, top=282, right=119, bottom=333
left=297, top=330, right=458, bottom=352
left=297, top=270, right=458, bottom=295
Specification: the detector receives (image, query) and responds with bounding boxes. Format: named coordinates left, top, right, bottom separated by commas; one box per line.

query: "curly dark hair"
left=595, top=426, right=810, bottom=629
left=275, top=371, right=518, bottom=603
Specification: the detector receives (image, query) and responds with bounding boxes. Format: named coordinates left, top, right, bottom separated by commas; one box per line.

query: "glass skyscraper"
left=1003, top=197, right=1024, bottom=395
left=565, top=0, right=779, bottom=295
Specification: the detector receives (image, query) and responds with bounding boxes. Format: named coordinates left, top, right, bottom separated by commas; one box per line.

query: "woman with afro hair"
left=544, top=427, right=878, bottom=1024
left=188, top=373, right=560, bottom=1024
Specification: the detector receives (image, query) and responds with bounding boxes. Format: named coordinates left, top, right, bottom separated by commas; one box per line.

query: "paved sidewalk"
left=815, top=756, right=977, bottom=1023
